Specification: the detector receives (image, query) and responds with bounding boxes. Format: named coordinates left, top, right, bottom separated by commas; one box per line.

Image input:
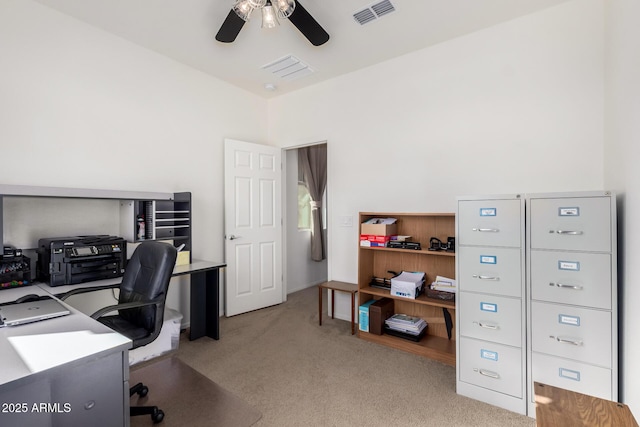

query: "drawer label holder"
left=559, top=368, right=581, bottom=381
left=480, top=255, right=497, bottom=264
left=479, top=208, right=497, bottom=217
left=480, top=302, right=497, bottom=313
left=559, top=207, right=580, bottom=216
left=481, top=349, right=499, bottom=361
left=558, top=261, right=580, bottom=271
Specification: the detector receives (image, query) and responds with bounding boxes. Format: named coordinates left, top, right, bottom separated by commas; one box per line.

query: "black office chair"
left=62, top=241, right=177, bottom=424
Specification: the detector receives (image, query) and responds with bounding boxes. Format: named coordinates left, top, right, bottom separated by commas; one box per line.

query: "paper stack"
left=390, top=271, right=425, bottom=299
left=430, top=275, right=457, bottom=294
left=384, top=313, right=427, bottom=336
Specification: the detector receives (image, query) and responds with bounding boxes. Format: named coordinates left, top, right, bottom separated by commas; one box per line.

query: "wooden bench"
left=318, top=281, right=358, bottom=335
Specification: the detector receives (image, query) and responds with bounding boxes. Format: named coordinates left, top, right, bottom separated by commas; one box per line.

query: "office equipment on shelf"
left=0, top=255, right=31, bottom=290
left=388, top=241, right=421, bottom=250
left=36, top=235, right=126, bottom=286
left=390, top=271, right=425, bottom=299
left=0, top=298, right=70, bottom=327
left=369, top=276, right=391, bottom=290
left=61, top=241, right=177, bottom=424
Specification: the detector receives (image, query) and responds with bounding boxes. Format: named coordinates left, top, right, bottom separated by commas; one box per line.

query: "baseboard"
left=287, top=279, right=327, bottom=295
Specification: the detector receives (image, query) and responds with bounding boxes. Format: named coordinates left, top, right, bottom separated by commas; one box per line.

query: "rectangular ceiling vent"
left=261, top=55, right=314, bottom=81
left=353, top=0, right=396, bottom=25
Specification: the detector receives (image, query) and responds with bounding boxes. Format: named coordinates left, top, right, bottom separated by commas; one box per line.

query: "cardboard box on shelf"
left=360, top=223, right=398, bottom=236
left=369, top=298, right=395, bottom=335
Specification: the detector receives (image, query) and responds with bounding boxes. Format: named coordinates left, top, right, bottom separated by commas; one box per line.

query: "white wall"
left=604, top=0, right=640, bottom=415
left=269, top=0, right=605, bottom=320
left=284, top=149, right=327, bottom=293
left=0, top=0, right=268, bottom=321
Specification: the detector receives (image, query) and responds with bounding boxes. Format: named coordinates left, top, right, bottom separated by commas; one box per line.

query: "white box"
left=391, top=271, right=425, bottom=299
left=129, top=308, right=183, bottom=365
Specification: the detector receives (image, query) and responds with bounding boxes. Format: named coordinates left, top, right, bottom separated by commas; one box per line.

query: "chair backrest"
left=118, top=241, right=177, bottom=345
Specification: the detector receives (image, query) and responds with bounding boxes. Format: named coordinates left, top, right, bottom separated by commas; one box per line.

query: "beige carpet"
left=173, top=286, right=536, bottom=427
left=129, top=356, right=261, bottom=427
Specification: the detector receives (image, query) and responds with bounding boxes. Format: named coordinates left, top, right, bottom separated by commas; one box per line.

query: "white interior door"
left=224, top=139, right=283, bottom=316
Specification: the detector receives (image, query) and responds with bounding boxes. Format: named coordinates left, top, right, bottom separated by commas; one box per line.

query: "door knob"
left=228, top=235, right=241, bottom=240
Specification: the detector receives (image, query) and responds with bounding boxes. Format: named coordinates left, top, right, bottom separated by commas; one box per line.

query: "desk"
left=172, top=259, right=226, bottom=341
left=534, top=382, right=638, bottom=427
left=44, top=259, right=226, bottom=342
left=0, top=287, right=132, bottom=427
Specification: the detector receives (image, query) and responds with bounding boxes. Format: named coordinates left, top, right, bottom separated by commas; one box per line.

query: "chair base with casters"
left=61, top=241, right=178, bottom=425
left=130, top=382, right=164, bottom=423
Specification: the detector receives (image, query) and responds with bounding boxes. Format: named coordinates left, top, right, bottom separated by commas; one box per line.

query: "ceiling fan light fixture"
left=233, top=0, right=254, bottom=21
left=274, top=0, right=295, bottom=19
left=261, top=3, right=280, bottom=28
left=247, top=0, right=267, bottom=8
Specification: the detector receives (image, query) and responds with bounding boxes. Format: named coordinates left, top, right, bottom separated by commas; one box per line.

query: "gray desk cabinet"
left=0, top=351, right=129, bottom=427
left=456, top=195, right=527, bottom=415
left=526, top=191, right=617, bottom=415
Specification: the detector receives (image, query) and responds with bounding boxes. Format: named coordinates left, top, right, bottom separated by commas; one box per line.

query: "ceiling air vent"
left=353, top=0, right=396, bottom=25
left=261, top=55, right=314, bottom=81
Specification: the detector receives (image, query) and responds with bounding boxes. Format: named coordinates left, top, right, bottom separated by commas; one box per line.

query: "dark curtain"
left=298, top=144, right=327, bottom=261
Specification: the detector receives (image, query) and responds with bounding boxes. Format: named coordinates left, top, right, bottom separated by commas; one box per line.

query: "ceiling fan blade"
left=288, top=1, right=330, bottom=46
left=215, top=9, right=246, bottom=43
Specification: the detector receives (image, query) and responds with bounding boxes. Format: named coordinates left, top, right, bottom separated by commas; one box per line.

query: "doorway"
left=284, top=143, right=328, bottom=294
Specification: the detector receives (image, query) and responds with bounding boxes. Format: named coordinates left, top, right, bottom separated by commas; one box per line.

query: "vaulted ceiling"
left=33, top=0, right=571, bottom=98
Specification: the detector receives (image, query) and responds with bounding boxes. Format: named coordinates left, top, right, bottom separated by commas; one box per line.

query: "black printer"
left=37, top=235, right=126, bottom=287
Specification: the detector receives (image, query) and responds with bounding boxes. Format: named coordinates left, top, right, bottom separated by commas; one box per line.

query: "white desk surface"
left=0, top=259, right=224, bottom=387
left=0, top=287, right=131, bottom=388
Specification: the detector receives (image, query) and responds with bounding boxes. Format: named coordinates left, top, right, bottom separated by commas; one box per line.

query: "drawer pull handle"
left=474, top=321, right=499, bottom=330
left=474, top=368, right=500, bottom=379
left=549, top=282, right=583, bottom=290
left=472, top=228, right=500, bottom=233
left=473, top=275, right=500, bottom=281
left=549, top=229, right=584, bottom=235
left=550, top=335, right=583, bottom=346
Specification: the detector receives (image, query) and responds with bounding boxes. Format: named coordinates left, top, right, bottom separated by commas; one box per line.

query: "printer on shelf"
left=37, top=235, right=127, bottom=287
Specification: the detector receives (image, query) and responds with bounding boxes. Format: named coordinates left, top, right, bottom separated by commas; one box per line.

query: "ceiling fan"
left=216, top=0, right=330, bottom=46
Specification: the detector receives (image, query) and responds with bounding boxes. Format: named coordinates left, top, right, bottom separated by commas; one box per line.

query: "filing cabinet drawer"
left=458, top=246, right=523, bottom=298
left=531, top=301, right=612, bottom=367
left=459, top=337, right=523, bottom=398
left=459, top=292, right=522, bottom=347
left=529, top=196, right=612, bottom=252
left=532, top=352, right=612, bottom=400
left=458, top=199, right=522, bottom=248
left=530, top=251, right=612, bottom=309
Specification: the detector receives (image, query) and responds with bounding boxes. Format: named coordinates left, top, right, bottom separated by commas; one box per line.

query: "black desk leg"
left=189, top=269, right=220, bottom=340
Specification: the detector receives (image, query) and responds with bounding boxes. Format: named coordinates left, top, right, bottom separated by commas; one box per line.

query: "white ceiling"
left=33, top=0, right=571, bottom=99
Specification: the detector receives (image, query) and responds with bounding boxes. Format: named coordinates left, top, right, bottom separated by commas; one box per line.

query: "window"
left=298, top=180, right=312, bottom=230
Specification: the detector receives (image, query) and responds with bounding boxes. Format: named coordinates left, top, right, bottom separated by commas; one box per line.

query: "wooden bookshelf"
left=358, top=212, right=456, bottom=366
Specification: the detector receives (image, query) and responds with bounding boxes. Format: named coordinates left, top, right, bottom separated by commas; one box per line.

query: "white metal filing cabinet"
left=526, top=191, right=617, bottom=416
left=456, top=195, right=527, bottom=415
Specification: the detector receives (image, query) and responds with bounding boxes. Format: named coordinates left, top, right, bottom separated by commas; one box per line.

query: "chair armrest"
left=90, top=300, right=160, bottom=319
left=59, top=283, right=121, bottom=301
